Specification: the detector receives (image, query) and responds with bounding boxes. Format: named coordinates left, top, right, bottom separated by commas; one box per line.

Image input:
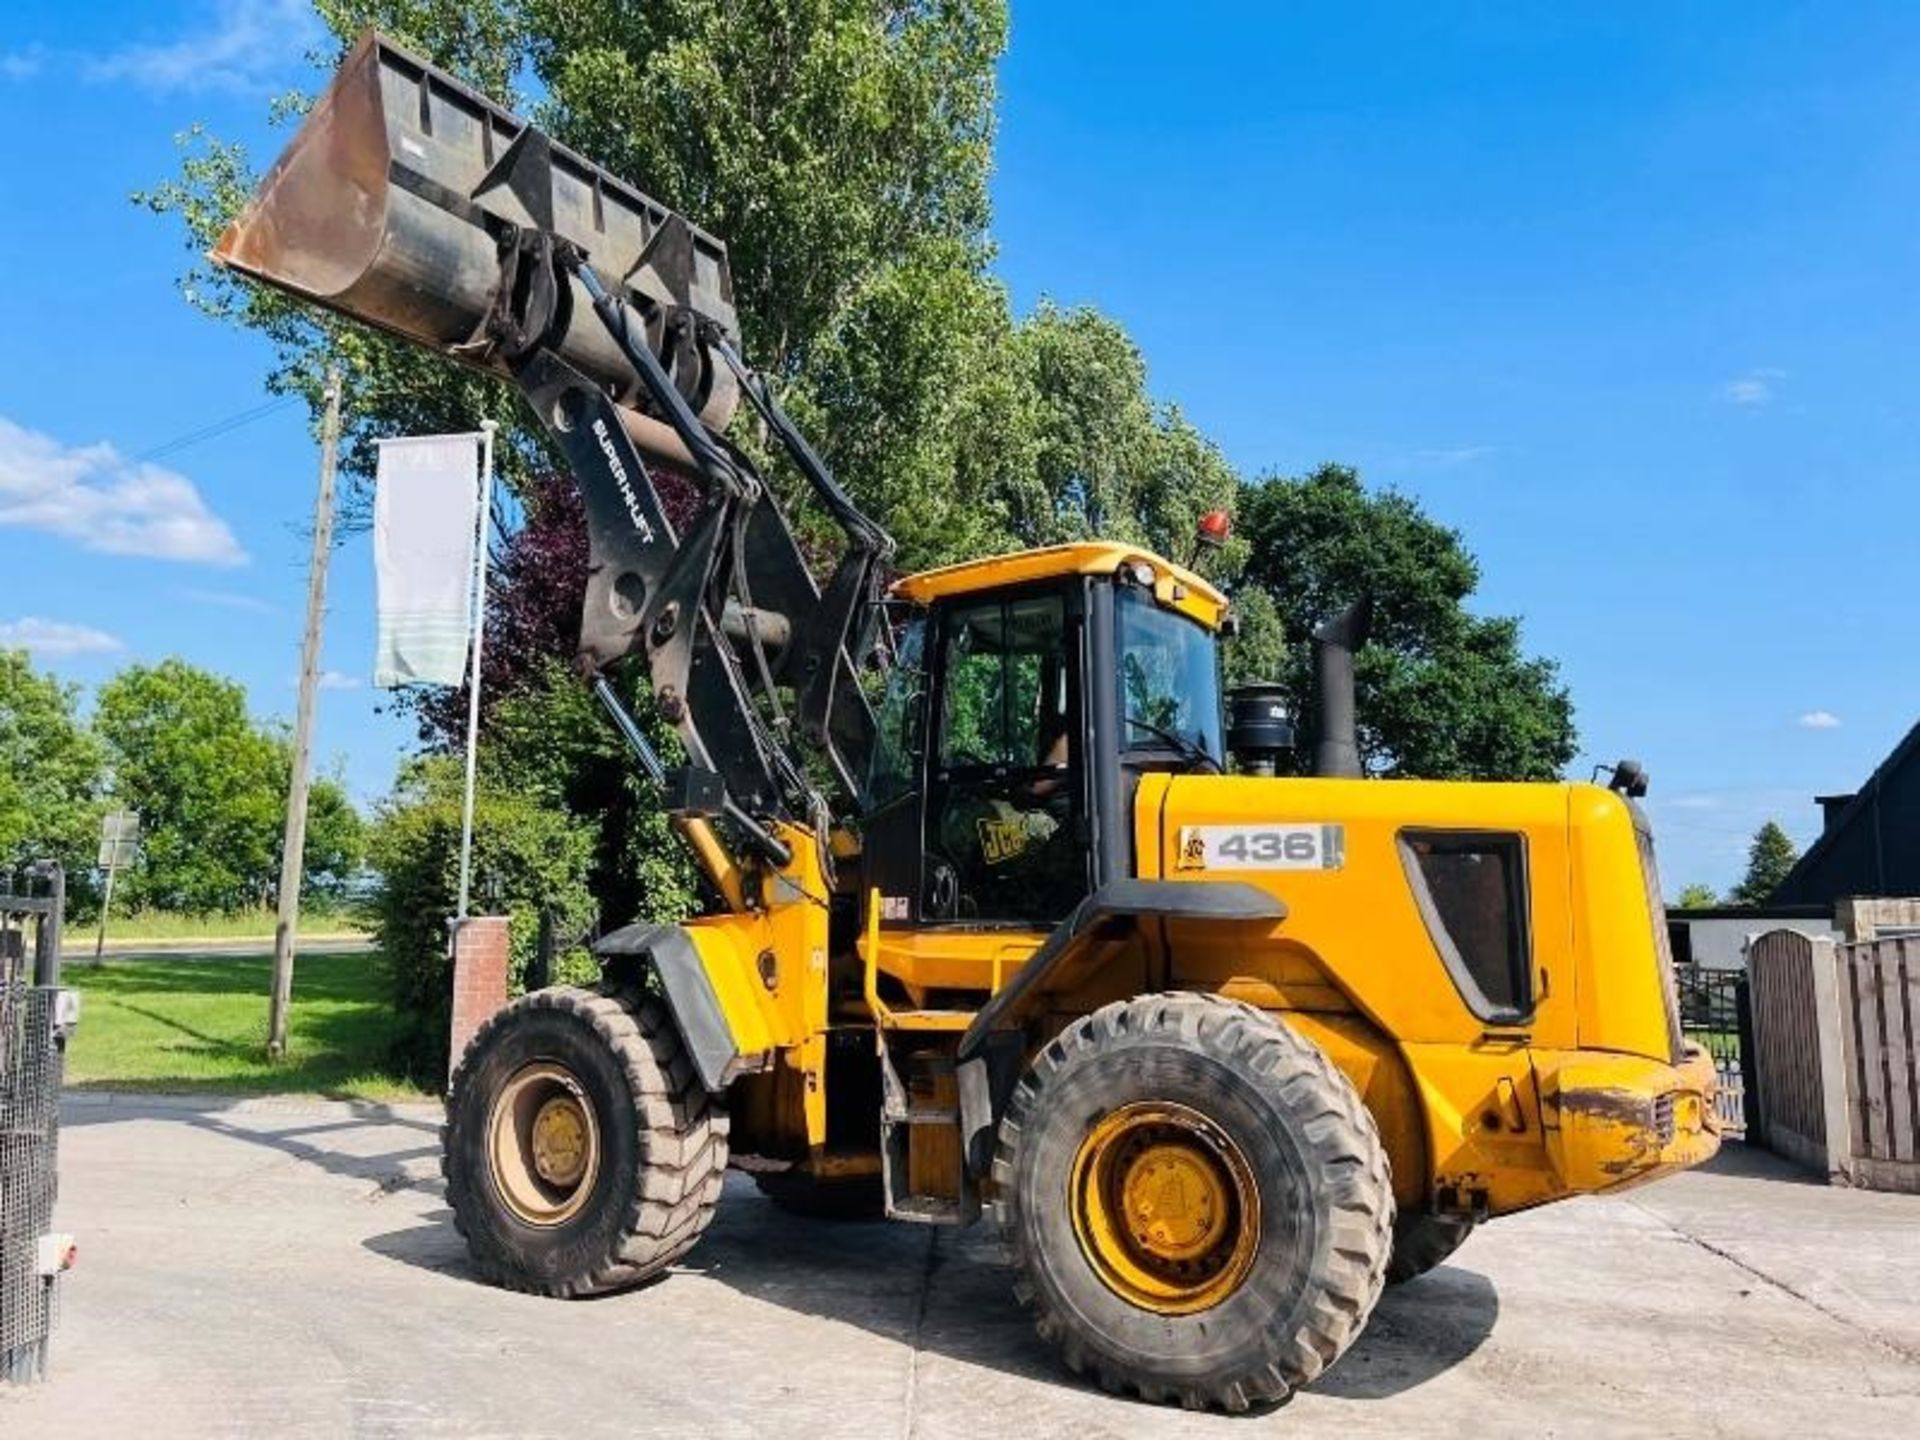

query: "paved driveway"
left=5, top=1094, right=1919, bottom=1438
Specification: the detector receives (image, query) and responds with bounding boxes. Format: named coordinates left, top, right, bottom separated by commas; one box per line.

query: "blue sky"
left=3, top=2, right=1917, bottom=892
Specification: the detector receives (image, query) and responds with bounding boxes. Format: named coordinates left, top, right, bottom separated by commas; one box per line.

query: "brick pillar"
left=448, top=916, right=511, bottom=1084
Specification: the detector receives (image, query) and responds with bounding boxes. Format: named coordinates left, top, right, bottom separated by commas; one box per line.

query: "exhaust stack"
left=1310, top=598, right=1372, bottom=779
left=210, top=31, right=740, bottom=462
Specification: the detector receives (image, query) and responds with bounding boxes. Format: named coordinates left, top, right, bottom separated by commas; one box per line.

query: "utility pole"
left=269, top=366, right=342, bottom=1061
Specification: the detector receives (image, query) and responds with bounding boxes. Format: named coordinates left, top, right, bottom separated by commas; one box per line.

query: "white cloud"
left=6, top=2, right=322, bottom=97
left=1797, top=710, right=1841, bottom=730
left=317, top=670, right=361, bottom=692
left=0, top=415, right=247, bottom=566
left=1718, top=368, right=1786, bottom=407
left=0, top=617, right=123, bottom=658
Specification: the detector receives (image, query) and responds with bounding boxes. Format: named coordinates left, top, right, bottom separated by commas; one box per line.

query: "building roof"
left=1770, top=717, right=1920, bottom=904
left=890, top=542, right=1229, bottom=628
left=1666, top=903, right=1830, bottom=921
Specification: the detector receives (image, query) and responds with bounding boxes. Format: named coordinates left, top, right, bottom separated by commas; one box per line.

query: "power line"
left=132, top=395, right=301, bottom=466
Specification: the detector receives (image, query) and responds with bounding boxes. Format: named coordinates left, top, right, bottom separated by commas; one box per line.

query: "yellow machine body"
left=660, top=542, right=1718, bottom=1222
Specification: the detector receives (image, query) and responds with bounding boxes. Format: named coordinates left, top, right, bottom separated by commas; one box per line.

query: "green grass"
left=92, top=908, right=371, bottom=944
left=62, top=949, right=430, bottom=1101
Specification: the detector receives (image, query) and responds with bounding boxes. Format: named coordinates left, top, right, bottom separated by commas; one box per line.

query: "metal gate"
left=1, top=865, right=73, bottom=1384
left=1675, top=962, right=1757, bottom=1137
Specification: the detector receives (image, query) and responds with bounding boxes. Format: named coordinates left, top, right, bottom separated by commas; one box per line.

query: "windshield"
left=1116, top=588, right=1224, bottom=764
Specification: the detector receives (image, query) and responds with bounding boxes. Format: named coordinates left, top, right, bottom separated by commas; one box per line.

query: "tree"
left=367, top=754, right=599, bottom=1075
left=1730, top=821, right=1799, bottom=906
left=1673, top=882, right=1719, bottom=910
left=521, top=0, right=1000, bottom=376
left=0, top=650, right=107, bottom=896
left=479, top=660, right=698, bottom=932
left=300, top=773, right=369, bottom=904
left=93, top=660, right=361, bottom=912
left=982, top=303, right=1245, bottom=565
left=1235, top=465, right=1576, bottom=780
left=783, top=239, right=1024, bottom=565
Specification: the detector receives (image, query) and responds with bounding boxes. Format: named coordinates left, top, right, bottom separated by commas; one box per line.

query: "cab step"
left=879, top=1043, right=977, bottom=1225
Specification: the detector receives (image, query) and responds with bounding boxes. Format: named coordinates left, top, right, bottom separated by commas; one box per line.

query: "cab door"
left=861, top=611, right=930, bottom=926
left=921, top=587, right=1090, bottom=926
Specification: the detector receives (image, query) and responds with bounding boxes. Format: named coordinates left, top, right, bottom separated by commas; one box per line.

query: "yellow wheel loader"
left=216, top=33, right=1720, bottom=1410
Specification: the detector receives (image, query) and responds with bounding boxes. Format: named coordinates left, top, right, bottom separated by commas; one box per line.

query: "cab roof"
left=890, top=542, right=1229, bottom=629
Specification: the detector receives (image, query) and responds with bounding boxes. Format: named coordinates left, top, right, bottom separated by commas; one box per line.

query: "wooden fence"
left=1746, top=930, right=1828, bottom=1172
left=1837, top=936, right=1920, bottom=1190
left=1745, top=927, right=1920, bottom=1193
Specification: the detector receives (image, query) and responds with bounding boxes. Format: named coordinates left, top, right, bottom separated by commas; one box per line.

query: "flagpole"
left=456, top=420, right=497, bottom=920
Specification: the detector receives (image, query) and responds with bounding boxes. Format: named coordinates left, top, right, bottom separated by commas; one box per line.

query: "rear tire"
left=993, top=994, right=1393, bottom=1412
left=442, top=985, right=728, bottom=1297
left=1386, top=1211, right=1475, bottom=1284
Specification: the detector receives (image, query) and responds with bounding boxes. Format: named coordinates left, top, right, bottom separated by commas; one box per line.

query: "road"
left=5, top=1093, right=1918, bottom=1438
left=59, top=935, right=375, bottom=963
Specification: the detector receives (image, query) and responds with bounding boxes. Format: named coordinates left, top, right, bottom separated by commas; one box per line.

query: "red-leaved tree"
left=401, top=466, right=702, bottom=748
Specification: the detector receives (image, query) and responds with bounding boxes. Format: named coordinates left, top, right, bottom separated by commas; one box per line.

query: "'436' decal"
left=1175, top=823, right=1345, bottom=872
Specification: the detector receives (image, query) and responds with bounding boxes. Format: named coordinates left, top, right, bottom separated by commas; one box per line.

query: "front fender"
left=594, top=921, right=775, bottom=1091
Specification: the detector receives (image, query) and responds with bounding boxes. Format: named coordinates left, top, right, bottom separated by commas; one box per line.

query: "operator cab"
left=863, top=544, right=1228, bottom=933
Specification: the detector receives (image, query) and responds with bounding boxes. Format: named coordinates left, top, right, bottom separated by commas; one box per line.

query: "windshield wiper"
left=1125, top=715, right=1222, bottom=774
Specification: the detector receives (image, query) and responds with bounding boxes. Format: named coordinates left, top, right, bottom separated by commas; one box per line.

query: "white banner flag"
left=374, top=434, right=482, bottom=687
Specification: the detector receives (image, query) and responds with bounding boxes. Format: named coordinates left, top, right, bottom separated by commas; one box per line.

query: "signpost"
left=93, top=809, right=140, bottom=962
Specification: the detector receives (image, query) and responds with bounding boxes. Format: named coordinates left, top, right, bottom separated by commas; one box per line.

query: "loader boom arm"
left=212, top=30, right=891, bottom=885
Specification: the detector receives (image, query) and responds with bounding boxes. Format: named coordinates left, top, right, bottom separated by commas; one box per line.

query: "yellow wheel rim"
left=487, top=1061, right=602, bottom=1227
left=1069, top=1101, right=1260, bottom=1315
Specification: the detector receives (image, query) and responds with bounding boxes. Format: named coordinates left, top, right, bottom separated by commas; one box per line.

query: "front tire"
left=993, top=994, right=1393, bottom=1412
left=442, top=986, right=728, bottom=1297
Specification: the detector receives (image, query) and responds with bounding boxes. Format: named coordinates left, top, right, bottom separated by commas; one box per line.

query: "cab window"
left=939, top=594, right=1066, bottom=769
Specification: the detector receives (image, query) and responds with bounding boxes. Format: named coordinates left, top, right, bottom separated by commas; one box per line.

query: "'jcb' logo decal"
left=978, top=816, right=1030, bottom=865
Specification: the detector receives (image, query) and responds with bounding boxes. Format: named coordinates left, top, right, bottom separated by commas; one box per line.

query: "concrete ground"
left=6, top=1096, right=1919, bottom=1439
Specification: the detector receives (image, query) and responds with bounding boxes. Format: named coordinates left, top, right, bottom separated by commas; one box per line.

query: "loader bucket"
left=212, top=30, right=739, bottom=438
